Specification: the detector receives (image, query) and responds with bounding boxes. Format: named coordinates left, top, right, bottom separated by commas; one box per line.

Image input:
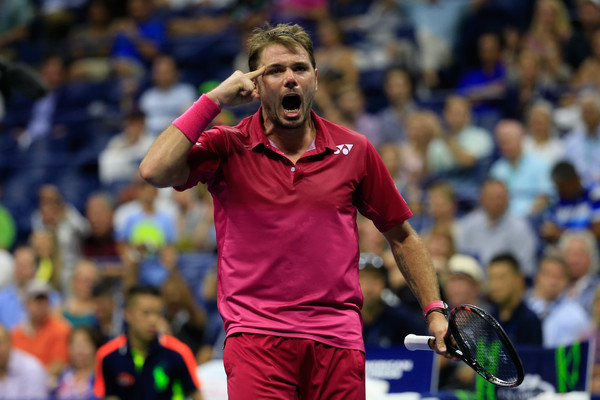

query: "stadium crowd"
left=0, top=0, right=600, bottom=397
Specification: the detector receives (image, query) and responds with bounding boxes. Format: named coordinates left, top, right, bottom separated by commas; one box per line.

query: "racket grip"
left=404, top=334, right=434, bottom=351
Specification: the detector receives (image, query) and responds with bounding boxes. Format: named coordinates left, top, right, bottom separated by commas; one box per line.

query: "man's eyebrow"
left=265, top=61, right=310, bottom=69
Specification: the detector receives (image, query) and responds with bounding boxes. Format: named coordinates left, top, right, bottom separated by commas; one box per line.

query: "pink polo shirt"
left=175, top=106, right=412, bottom=351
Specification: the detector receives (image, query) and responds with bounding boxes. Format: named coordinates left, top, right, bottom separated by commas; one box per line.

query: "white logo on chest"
left=334, top=144, right=353, bottom=155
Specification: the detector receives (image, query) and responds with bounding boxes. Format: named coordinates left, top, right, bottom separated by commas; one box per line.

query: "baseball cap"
left=25, top=280, right=52, bottom=299
left=448, top=254, right=484, bottom=283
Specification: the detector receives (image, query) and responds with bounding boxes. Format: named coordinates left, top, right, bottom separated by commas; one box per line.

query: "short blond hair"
left=247, top=23, right=315, bottom=72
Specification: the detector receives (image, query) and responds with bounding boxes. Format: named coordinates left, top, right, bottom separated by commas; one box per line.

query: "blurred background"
left=1, top=0, right=600, bottom=398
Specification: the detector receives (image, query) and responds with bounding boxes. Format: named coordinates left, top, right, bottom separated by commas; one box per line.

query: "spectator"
left=422, top=226, right=455, bottom=280
left=426, top=95, right=493, bottom=199
left=19, top=55, right=69, bottom=148
left=377, top=67, right=418, bottom=144
left=68, top=0, right=115, bottom=82
left=398, top=111, right=439, bottom=202
left=489, top=119, right=553, bottom=217
left=0, top=323, right=48, bottom=400
left=117, top=182, right=177, bottom=289
left=523, top=101, right=564, bottom=165
left=139, top=55, right=197, bottom=136
left=455, top=179, right=538, bottom=278
left=504, top=51, right=561, bottom=121
left=443, top=254, right=486, bottom=309
left=412, top=182, right=459, bottom=238
left=438, top=253, right=487, bottom=390
left=98, top=107, right=154, bottom=188
left=359, top=252, right=427, bottom=348
left=541, top=161, right=600, bottom=243
left=29, top=229, right=62, bottom=290
left=111, top=0, right=166, bottom=76
left=0, top=246, right=61, bottom=330
left=573, top=30, right=600, bottom=91
left=562, top=92, right=600, bottom=185
left=31, top=184, right=90, bottom=293
left=523, top=0, right=572, bottom=66
left=377, top=142, right=403, bottom=189
left=52, top=326, right=103, bottom=400
left=340, top=0, right=410, bottom=71
left=83, top=192, right=119, bottom=260
left=94, top=285, right=203, bottom=400
left=11, top=280, right=71, bottom=381
left=456, top=32, right=507, bottom=125
left=161, top=274, right=206, bottom=357
left=40, top=0, right=88, bottom=40
left=172, top=188, right=216, bottom=252
left=558, top=230, right=600, bottom=313
left=313, top=19, right=359, bottom=108
left=403, top=0, right=471, bottom=88
left=0, top=0, right=33, bottom=56
left=324, top=84, right=381, bottom=146
left=565, top=0, right=600, bottom=70
left=91, top=280, right=124, bottom=343
left=525, top=255, right=592, bottom=347
left=487, top=253, right=543, bottom=346
left=61, top=259, right=100, bottom=329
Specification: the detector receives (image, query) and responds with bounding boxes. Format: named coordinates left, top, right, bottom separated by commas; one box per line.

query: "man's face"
left=256, top=44, right=318, bottom=130
left=444, top=275, right=479, bottom=308
left=125, top=294, right=163, bottom=343
left=563, top=238, right=591, bottom=280
left=553, top=177, right=581, bottom=200
left=481, top=182, right=508, bottom=219
left=495, top=123, right=523, bottom=161
left=27, top=296, right=51, bottom=325
left=535, top=259, right=569, bottom=301
left=488, top=262, right=521, bottom=307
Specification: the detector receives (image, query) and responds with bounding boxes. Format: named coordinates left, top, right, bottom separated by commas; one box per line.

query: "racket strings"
left=453, top=309, right=520, bottom=383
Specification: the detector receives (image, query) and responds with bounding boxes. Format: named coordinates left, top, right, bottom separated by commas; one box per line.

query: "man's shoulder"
left=97, top=334, right=127, bottom=360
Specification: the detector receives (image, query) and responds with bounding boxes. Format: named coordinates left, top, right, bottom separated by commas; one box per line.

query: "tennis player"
left=140, top=23, right=449, bottom=399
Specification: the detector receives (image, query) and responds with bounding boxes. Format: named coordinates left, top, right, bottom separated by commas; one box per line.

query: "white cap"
left=448, top=254, right=484, bottom=283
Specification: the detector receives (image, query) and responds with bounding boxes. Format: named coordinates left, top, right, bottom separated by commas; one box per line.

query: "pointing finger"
left=245, top=65, right=266, bottom=80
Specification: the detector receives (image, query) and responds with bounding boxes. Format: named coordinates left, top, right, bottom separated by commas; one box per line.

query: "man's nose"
left=284, top=69, right=297, bottom=88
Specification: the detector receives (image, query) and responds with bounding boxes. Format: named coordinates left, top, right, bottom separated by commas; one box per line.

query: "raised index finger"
left=245, top=65, right=266, bottom=80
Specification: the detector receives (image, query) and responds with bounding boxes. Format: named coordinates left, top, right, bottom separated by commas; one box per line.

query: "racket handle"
left=404, top=334, right=434, bottom=351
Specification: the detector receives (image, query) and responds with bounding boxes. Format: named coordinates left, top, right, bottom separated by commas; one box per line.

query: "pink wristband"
left=173, top=94, right=221, bottom=144
left=423, top=300, right=446, bottom=319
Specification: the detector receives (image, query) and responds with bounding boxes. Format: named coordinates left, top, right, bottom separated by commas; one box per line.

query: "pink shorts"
left=223, top=333, right=366, bottom=400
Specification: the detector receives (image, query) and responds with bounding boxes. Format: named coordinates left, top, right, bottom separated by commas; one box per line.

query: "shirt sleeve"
left=357, top=139, right=413, bottom=232
left=174, top=127, right=228, bottom=192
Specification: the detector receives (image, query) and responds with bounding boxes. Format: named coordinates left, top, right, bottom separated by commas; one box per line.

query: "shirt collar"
left=247, top=108, right=338, bottom=155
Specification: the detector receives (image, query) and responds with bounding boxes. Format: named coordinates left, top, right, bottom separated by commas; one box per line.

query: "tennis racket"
left=405, top=304, right=524, bottom=388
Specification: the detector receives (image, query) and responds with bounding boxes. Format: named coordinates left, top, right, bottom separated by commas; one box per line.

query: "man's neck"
left=264, top=117, right=316, bottom=162
left=499, top=296, right=521, bottom=322
left=128, top=333, right=150, bottom=357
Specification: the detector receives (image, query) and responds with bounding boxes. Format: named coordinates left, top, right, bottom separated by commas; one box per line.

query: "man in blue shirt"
left=541, top=161, right=600, bottom=243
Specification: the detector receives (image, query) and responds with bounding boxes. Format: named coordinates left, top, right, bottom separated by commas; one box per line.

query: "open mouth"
left=282, top=94, right=302, bottom=113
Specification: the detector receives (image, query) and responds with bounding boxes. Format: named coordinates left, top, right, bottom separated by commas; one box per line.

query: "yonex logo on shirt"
left=334, top=144, right=353, bottom=155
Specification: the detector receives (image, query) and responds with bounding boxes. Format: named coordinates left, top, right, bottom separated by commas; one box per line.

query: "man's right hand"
left=207, top=66, right=266, bottom=107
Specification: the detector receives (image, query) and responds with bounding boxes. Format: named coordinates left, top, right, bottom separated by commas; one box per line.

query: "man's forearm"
left=383, top=222, right=442, bottom=309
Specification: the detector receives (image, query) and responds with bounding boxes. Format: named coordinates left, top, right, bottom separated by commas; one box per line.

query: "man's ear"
left=315, top=68, right=318, bottom=91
